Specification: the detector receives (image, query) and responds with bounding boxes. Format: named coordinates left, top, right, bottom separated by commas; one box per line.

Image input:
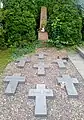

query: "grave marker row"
left=4, top=74, right=79, bottom=97
left=3, top=53, right=79, bottom=116
left=4, top=74, right=79, bottom=116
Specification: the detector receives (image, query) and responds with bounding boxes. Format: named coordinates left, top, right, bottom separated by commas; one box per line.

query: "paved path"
left=69, top=53, right=84, bottom=80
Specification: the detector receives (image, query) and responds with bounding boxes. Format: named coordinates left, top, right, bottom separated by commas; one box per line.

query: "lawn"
left=0, top=49, right=12, bottom=74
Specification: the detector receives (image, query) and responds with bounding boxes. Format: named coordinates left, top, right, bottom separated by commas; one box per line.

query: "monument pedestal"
left=38, top=31, right=48, bottom=41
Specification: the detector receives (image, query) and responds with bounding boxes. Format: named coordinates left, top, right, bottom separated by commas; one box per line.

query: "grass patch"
left=0, top=49, right=12, bottom=74
left=11, top=43, right=36, bottom=60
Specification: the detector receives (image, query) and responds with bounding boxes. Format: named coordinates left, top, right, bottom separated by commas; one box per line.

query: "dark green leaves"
left=47, top=0, right=82, bottom=47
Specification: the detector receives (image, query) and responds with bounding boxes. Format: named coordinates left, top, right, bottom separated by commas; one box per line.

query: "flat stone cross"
left=4, top=74, right=25, bottom=95
left=33, top=62, right=49, bottom=75
left=28, top=84, right=53, bottom=116
left=16, top=57, right=30, bottom=68
left=36, top=53, right=47, bottom=59
left=53, top=58, right=67, bottom=68
left=57, top=75, right=79, bottom=97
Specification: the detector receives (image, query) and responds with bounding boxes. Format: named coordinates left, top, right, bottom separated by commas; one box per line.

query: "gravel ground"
left=0, top=48, right=84, bottom=120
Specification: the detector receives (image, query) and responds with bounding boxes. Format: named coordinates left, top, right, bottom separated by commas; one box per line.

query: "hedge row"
left=0, top=0, right=83, bottom=49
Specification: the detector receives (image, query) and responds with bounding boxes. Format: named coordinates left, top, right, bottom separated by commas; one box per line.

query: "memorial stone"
left=53, top=58, right=67, bottom=68
left=28, top=84, right=53, bottom=116
left=36, top=53, right=47, bottom=59
left=16, top=57, right=30, bottom=68
left=33, top=62, right=49, bottom=75
left=57, top=75, right=79, bottom=97
left=4, top=74, right=25, bottom=95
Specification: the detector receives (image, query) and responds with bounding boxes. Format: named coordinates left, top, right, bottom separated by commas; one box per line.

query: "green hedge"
left=47, top=0, right=82, bottom=47
left=2, top=0, right=37, bottom=48
left=5, top=10, right=36, bottom=47
left=0, top=0, right=83, bottom=49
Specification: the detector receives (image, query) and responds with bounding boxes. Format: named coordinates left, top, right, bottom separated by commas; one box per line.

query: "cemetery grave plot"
left=4, top=73, right=25, bottom=95
left=0, top=48, right=84, bottom=120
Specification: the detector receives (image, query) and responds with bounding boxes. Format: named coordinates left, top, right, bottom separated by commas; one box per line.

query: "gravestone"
left=16, top=57, right=30, bottom=68
left=28, top=84, right=53, bottom=116
left=52, top=58, right=67, bottom=68
left=33, top=62, right=49, bottom=75
left=38, top=6, right=48, bottom=41
left=36, top=53, right=47, bottom=59
left=57, top=75, right=79, bottom=97
left=4, top=73, right=25, bottom=95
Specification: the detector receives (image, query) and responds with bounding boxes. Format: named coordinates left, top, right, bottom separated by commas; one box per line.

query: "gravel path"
left=0, top=48, right=84, bottom=120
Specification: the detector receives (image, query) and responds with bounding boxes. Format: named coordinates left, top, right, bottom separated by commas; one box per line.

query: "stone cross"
left=53, top=58, right=67, bottom=68
left=33, top=62, right=49, bottom=75
left=36, top=53, right=47, bottom=59
left=4, top=74, right=25, bottom=95
left=28, top=84, right=53, bottom=116
left=16, top=57, right=30, bottom=68
left=57, top=75, right=79, bottom=97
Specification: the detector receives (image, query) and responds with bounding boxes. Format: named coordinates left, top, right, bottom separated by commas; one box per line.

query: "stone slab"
left=33, top=62, right=49, bottom=76
left=16, top=57, right=30, bottom=68
left=28, top=84, right=53, bottom=116
left=36, top=53, right=47, bottom=59
left=57, top=75, right=79, bottom=97
left=38, top=32, right=48, bottom=41
left=4, top=74, right=25, bottom=95
left=53, top=58, right=67, bottom=69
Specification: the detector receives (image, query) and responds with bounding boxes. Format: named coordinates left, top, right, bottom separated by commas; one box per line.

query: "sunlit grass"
left=0, top=49, right=12, bottom=74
